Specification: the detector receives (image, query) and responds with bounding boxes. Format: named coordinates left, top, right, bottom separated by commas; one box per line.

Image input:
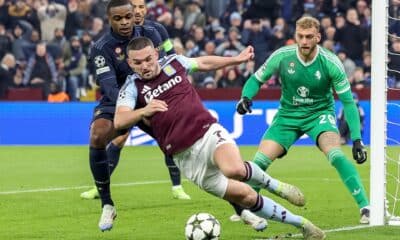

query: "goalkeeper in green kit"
left=235, top=16, right=370, bottom=224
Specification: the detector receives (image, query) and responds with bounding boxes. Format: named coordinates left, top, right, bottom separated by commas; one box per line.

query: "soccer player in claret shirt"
left=236, top=16, right=370, bottom=224
left=113, top=36, right=326, bottom=240
left=84, top=0, right=190, bottom=231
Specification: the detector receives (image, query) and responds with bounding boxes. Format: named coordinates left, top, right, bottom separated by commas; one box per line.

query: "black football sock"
left=90, top=147, right=113, bottom=207
left=229, top=202, right=244, bottom=215
left=106, top=142, right=122, bottom=175
left=165, top=155, right=181, bottom=186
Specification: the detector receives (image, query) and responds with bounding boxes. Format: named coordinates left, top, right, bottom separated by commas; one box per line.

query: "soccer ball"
left=184, top=213, right=221, bottom=240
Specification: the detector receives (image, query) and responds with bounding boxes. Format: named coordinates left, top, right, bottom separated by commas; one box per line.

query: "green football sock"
left=327, top=148, right=369, bottom=208
left=253, top=151, right=273, bottom=171
left=251, top=151, right=274, bottom=192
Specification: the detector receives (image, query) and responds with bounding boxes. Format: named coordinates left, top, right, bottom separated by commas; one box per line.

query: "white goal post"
left=370, top=0, right=388, bottom=226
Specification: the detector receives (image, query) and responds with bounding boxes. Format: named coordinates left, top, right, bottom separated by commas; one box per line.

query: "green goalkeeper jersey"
left=254, top=45, right=349, bottom=117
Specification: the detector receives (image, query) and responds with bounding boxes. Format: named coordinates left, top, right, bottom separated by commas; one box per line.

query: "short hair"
left=127, top=37, right=154, bottom=52
left=296, top=16, right=320, bottom=32
left=106, top=0, right=132, bottom=15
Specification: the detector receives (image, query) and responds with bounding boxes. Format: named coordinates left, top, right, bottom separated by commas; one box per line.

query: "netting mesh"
left=385, top=3, right=400, bottom=223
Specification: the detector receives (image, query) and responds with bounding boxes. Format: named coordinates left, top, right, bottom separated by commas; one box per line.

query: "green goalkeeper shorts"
left=262, top=110, right=339, bottom=152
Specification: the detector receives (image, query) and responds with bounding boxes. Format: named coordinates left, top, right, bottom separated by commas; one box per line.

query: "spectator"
left=334, top=8, right=368, bottom=65
left=242, top=18, right=272, bottom=69
left=80, top=31, right=94, bottom=88
left=322, top=39, right=335, bottom=52
left=224, top=0, right=249, bottom=19
left=200, top=41, right=216, bottom=56
left=389, top=0, right=400, bottom=36
left=37, top=1, right=67, bottom=41
left=48, top=28, right=68, bottom=59
left=64, top=0, right=84, bottom=39
left=11, top=20, right=33, bottom=61
left=242, top=59, right=255, bottom=80
left=7, top=0, right=39, bottom=30
left=168, top=17, right=186, bottom=41
left=217, top=66, right=245, bottom=88
left=0, top=0, right=9, bottom=27
left=362, top=51, right=371, bottom=80
left=356, top=0, right=369, bottom=27
left=388, top=38, right=400, bottom=87
left=0, top=53, right=16, bottom=99
left=242, top=0, right=280, bottom=22
left=202, top=75, right=217, bottom=89
left=228, top=11, right=242, bottom=30
left=337, top=48, right=356, bottom=79
left=349, top=67, right=368, bottom=90
left=0, top=23, right=12, bottom=59
left=89, top=0, right=109, bottom=20
left=183, top=0, right=206, bottom=32
left=63, top=36, right=87, bottom=101
left=191, top=26, right=208, bottom=51
left=211, top=26, right=226, bottom=46
left=23, top=42, right=58, bottom=98
left=320, top=0, right=348, bottom=20
left=147, top=0, right=173, bottom=26
left=184, top=38, right=200, bottom=57
left=215, top=26, right=245, bottom=58
left=88, top=17, right=105, bottom=41
left=204, top=0, right=229, bottom=19
left=47, top=81, right=69, bottom=102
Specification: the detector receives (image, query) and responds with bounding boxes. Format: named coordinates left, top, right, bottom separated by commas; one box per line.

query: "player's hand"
left=352, top=139, right=367, bottom=164
left=236, top=97, right=252, bottom=115
left=143, top=99, right=168, bottom=117
left=237, top=46, right=254, bottom=62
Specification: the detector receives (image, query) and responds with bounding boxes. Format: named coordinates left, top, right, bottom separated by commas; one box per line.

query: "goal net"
left=370, top=0, right=400, bottom=226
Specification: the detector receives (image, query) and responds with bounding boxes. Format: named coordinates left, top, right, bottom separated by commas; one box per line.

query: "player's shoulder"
left=159, top=54, right=178, bottom=67
left=318, top=46, right=343, bottom=68
left=144, top=19, right=166, bottom=30
left=92, top=32, right=111, bottom=51
left=270, top=44, right=297, bottom=59
left=125, top=73, right=141, bottom=84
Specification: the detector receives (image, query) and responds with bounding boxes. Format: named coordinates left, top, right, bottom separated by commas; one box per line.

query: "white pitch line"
left=0, top=179, right=180, bottom=195
left=0, top=177, right=357, bottom=195
left=254, top=224, right=374, bottom=240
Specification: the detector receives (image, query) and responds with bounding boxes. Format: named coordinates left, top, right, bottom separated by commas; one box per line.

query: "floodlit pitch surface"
left=1, top=146, right=399, bottom=240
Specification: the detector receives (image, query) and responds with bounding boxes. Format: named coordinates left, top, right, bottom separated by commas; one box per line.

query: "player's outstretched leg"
left=224, top=180, right=324, bottom=239
left=165, top=155, right=191, bottom=200
left=98, top=204, right=117, bottom=231
left=327, top=148, right=370, bottom=224
left=253, top=195, right=325, bottom=240
left=244, top=161, right=305, bottom=206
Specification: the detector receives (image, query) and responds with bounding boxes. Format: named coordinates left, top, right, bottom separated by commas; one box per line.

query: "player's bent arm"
left=242, top=74, right=263, bottom=99
left=337, top=90, right=362, bottom=141
left=114, top=106, right=145, bottom=130
left=114, top=100, right=168, bottom=130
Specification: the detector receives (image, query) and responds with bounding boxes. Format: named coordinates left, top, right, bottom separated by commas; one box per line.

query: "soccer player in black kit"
left=84, top=0, right=189, bottom=231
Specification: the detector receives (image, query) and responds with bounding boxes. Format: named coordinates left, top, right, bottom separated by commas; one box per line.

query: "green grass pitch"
left=1, top=146, right=399, bottom=240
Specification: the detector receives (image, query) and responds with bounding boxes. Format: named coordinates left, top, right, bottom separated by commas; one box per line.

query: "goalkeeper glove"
left=352, top=139, right=367, bottom=164
left=236, top=97, right=252, bottom=115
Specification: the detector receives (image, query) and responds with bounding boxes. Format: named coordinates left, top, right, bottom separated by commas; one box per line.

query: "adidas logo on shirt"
left=141, top=85, right=151, bottom=94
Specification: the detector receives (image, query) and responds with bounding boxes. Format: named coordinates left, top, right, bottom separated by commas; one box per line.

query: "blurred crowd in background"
left=0, top=0, right=398, bottom=102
